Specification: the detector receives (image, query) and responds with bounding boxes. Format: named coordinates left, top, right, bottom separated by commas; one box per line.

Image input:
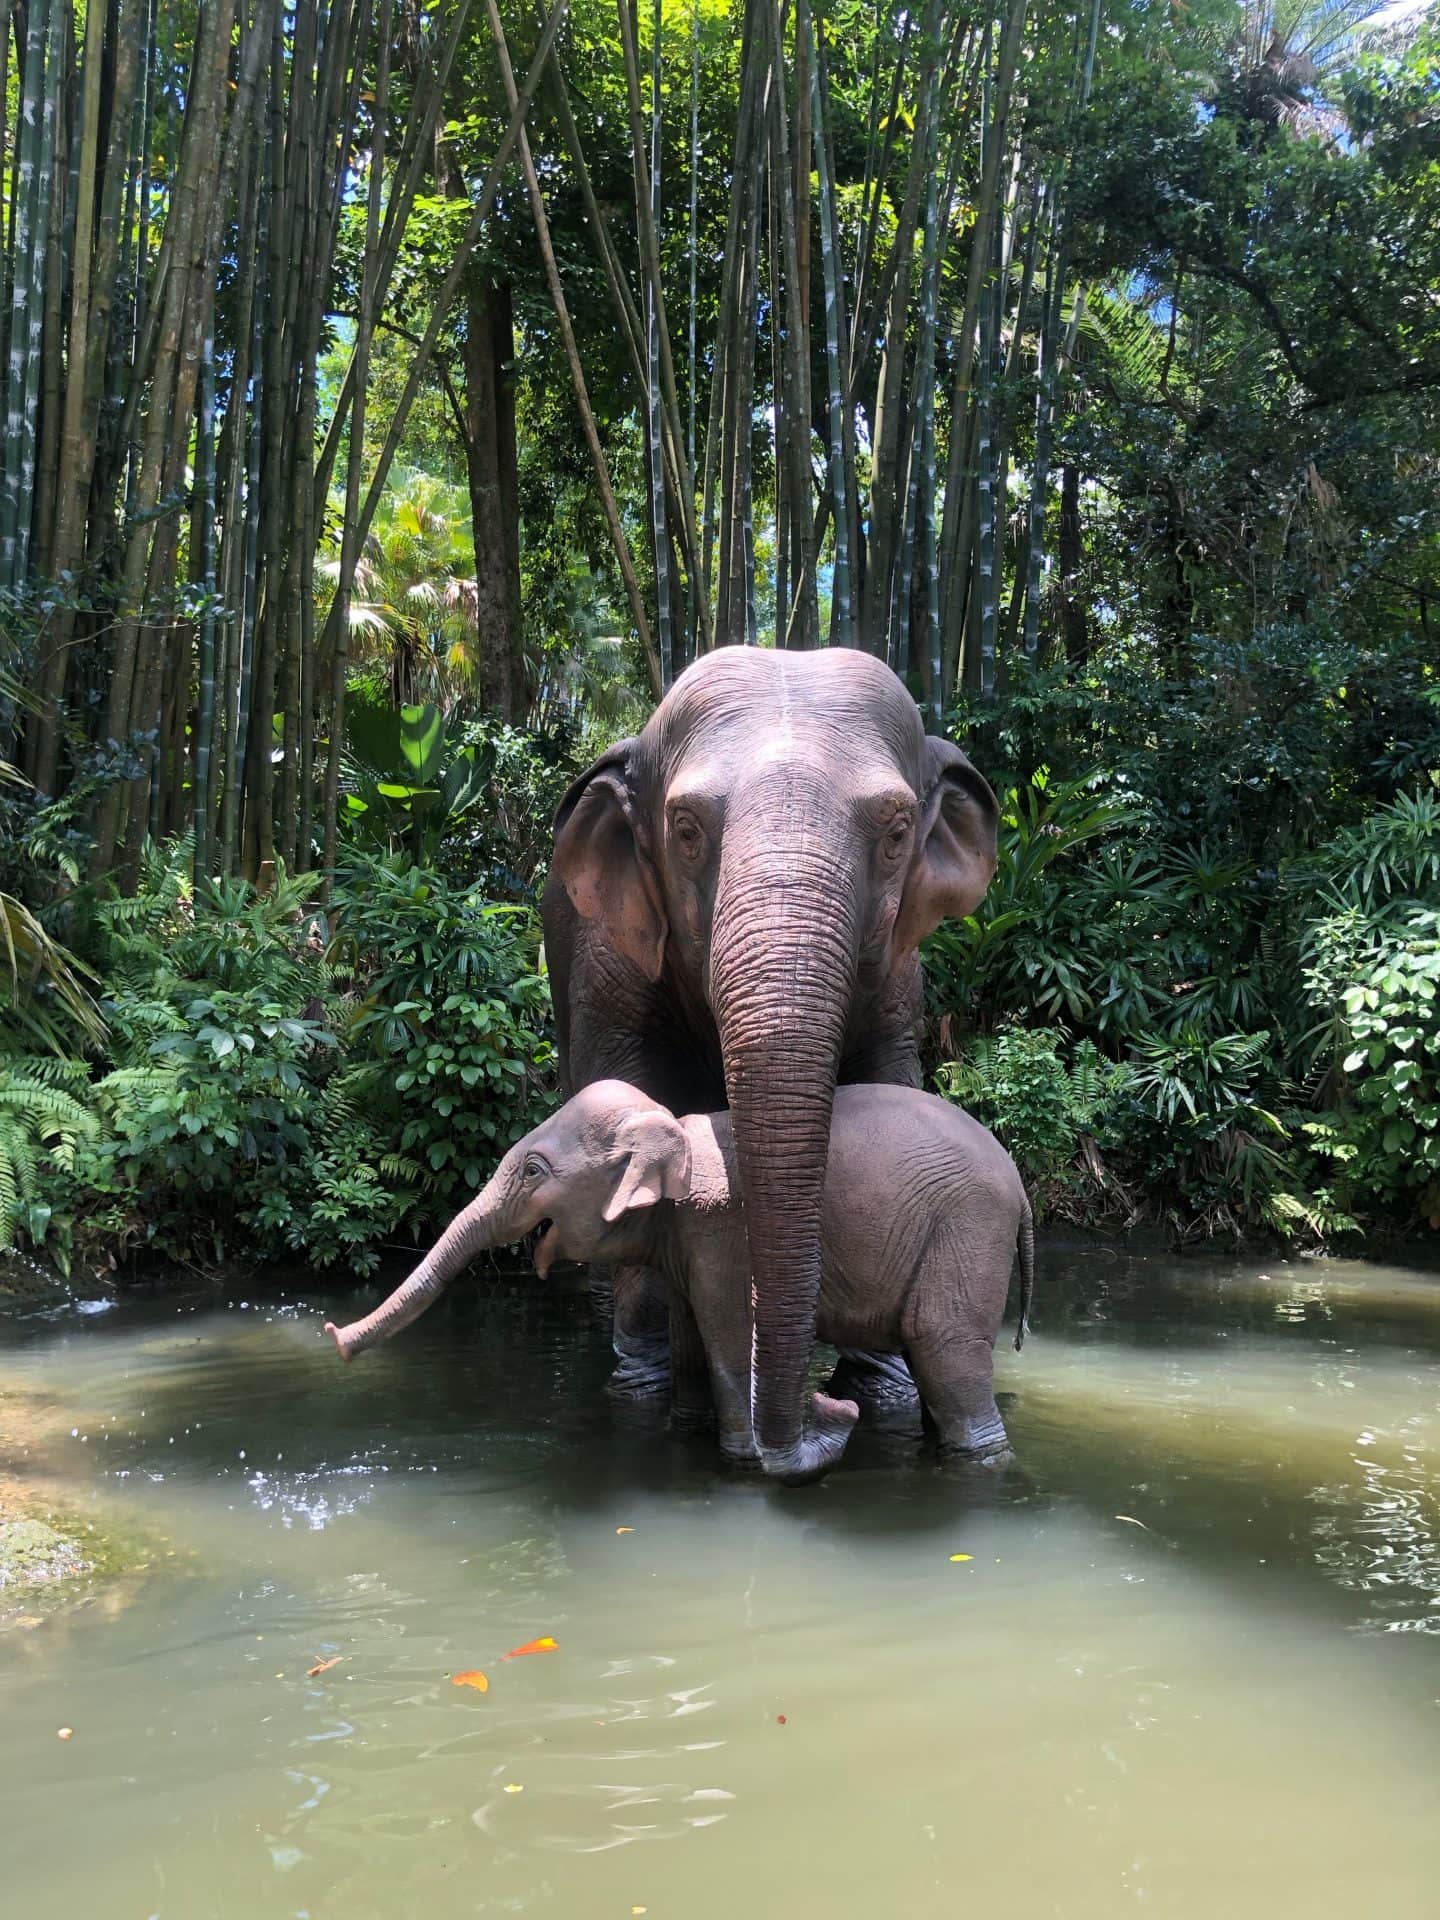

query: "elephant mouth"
left=532, top=1220, right=559, bottom=1280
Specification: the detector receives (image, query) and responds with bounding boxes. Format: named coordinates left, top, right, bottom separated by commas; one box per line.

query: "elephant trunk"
left=325, top=1155, right=520, bottom=1360
left=708, top=782, right=861, bottom=1482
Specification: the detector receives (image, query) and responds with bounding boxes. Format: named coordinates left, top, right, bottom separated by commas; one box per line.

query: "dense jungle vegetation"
left=0, top=0, right=1437, bottom=1279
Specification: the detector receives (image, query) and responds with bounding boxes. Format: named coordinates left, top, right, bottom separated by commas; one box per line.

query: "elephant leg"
left=680, top=1245, right=762, bottom=1468
left=905, top=1333, right=1010, bottom=1463
left=826, top=1347, right=923, bottom=1429
left=605, top=1262, right=673, bottom=1401
left=667, top=1292, right=714, bottom=1435
left=588, top=1260, right=615, bottom=1328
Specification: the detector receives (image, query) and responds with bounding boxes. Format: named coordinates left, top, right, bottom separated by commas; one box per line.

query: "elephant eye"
left=671, top=810, right=706, bottom=858
left=881, top=815, right=913, bottom=858
left=522, top=1154, right=550, bottom=1181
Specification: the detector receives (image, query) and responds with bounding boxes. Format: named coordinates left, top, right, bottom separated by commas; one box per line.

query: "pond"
left=1, top=1245, right=1437, bottom=1918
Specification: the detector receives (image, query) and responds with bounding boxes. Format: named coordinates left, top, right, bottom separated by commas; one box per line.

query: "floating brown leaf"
left=307, top=1655, right=344, bottom=1677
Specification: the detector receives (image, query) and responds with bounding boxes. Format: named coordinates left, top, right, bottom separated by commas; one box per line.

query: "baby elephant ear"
left=893, top=736, right=999, bottom=955
left=603, top=1107, right=693, bottom=1222
left=550, top=740, right=668, bottom=982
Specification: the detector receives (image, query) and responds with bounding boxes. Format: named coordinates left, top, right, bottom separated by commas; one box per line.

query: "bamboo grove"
left=1, top=0, right=1435, bottom=891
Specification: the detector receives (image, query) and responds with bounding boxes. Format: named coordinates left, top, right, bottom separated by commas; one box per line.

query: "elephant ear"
left=893, top=737, right=999, bottom=954
left=603, top=1107, right=693, bottom=1221
left=550, top=740, right=668, bottom=982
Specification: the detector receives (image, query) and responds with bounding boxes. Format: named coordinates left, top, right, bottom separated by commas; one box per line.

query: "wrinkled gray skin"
left=324, top=1082, right=1034, bottom=1483
left=539, top=647, right=999, bottom=1482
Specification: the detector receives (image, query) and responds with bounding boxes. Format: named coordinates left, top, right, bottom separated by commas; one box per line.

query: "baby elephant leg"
left=902, top=1256, right=1011, bottom=1461
left=667, top=1293, right=714, bottom=1434
left=906, top=1332, right=1009, bottom=1462
left=605, top=1263, right=673, bottom=1401
left=680, top=1244, right=762, bottom=1469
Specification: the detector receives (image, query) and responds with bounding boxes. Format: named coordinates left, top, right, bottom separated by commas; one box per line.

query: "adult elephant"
left=543, top=644, right=998, bottom=1483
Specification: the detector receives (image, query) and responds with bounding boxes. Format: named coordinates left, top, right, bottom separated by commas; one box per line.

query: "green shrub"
left=1, top=840, right=556, bottom=1277
left=0, top=1060, right=97, bottom=1264
left=1296, top=793, right=1440, bottom=1224
left=328, top=850, right=555, bottom=1201
left=935, top=1026, right=1131, bottom=1213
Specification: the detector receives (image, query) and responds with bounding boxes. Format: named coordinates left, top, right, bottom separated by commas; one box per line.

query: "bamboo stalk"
left=192, top=324, right=219, bottom=882
left=32, top=0, right=69, bottom=584
left=0, top=0, right=55, bottom=590
left=765, top=0, right=817, bottom=649
left=701, top=0, right=762, bottom=623
left=646, top=0, right=672, bottom=683
left=805, top=0, right=855, bottom=650
left=28, top=0, right=141, bottom=791
left=341, top=0, right=568, bottom=591
left=892, top=42, right=947, bottom=684
left=323, top=0, right=391, bottom=880
left=123, top=0, right=270, bottom=886
left=0, top=0, right=12, bottom=352
left=313, top=0, right=471, bottom=515
left=687, top=0, right=700, bottom=485
left=223, top=78, right=269, bottom=879
left=534, top=42, right=707, bottom=659
left=938, top=0, right=1028, bottom=697
left=1022, top=0, right=1100, bottom=661
left=93, top=0, right=240, bottom=877
left=485, top=0, right=661, bottom=697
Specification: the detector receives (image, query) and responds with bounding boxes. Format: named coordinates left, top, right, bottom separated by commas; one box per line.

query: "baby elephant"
left=325, top=1081, right=1033, bottom=1484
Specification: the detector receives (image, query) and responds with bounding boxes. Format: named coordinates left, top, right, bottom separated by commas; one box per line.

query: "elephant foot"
left=935, top=1408, right=1012, bottom=1467
left=826, top=1349, right=922, bottom=1430
left=762, top=1392, right=860, bottom=1487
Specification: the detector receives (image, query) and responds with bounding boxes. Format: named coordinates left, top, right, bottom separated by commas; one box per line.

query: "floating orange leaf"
left=307, top=1655, right=344, bottom=1677
left=452, top=1670, right=489, bottom=1692
left=502, top=1636, right=557, bottom=1660
left=949, top=1553, right=973, bottom=1563
left=615, top=1527, right=635, bottom=1535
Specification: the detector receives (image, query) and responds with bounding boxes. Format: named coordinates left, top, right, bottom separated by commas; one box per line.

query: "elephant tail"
left=1013, top=1190, right=1035, bottom=1353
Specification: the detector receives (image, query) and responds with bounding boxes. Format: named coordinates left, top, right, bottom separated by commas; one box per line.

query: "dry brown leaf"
left=307, top=1655, right=344, bottom=1677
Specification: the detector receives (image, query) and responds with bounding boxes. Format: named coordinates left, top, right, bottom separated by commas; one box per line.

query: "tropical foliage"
left=1, top=0, right=1437, bottom=1268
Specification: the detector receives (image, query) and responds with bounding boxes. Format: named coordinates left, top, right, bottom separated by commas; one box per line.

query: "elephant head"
left=548, top=646, right=997, bottom=1480
left=324, top=1083, right=691, bottom=1360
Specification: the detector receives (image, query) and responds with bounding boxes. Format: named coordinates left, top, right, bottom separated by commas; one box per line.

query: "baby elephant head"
left=323, top=1082, right=691, bottom=1359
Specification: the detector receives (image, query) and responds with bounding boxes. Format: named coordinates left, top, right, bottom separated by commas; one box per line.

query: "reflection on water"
left=1, top=1246, right=1438, bottom=1918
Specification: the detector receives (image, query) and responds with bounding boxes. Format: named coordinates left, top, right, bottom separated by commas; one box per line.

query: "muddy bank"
left=0, top=1349, right=159, bottom=1621
left=0, top=1472, right=148, bottom=1621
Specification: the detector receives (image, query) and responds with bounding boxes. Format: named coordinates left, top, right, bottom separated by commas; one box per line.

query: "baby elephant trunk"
left=324, top=1161, right=516, bottom=1359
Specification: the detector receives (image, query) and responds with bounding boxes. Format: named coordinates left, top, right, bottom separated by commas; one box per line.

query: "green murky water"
left=1, top=1246, right=1437, bottom=1918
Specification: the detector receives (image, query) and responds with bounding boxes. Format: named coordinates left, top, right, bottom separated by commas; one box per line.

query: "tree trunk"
left=1058, top=460, right=1087, bottom=664
left=462, top=277, right=525, bottom=723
